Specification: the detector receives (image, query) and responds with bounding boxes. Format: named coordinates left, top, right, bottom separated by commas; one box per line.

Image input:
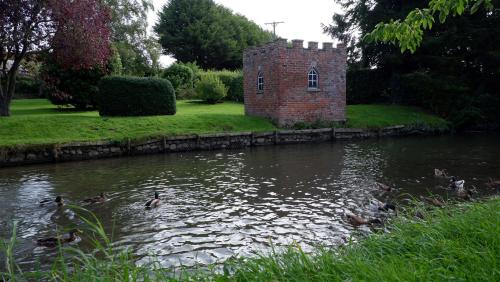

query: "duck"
left=145, top=192, right=160, bottom=209
left=368, top=199, right=396, bottom=212
left=376, top=182, right=392, bottom=192
left=421, top=196, right=445, bottom=207
left=486, top=178, right=500, bottom=189
left=36, top=229, right=82, bottom=247
left=449, top=176, right=465, bottom=190
left=83, top=192, right=107, bottom=204
left=346, top=213, right=382, bottom=226
left=40, top=196, right=64, bottom=208
left=434, top=169, right=448, bottom=178
left=456, top=189, right=473, bottom=201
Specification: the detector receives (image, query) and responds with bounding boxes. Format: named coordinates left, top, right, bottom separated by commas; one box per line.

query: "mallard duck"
left=457, top=189, right=473, bottom=201
left=36, top=229, right=82, bottom=247
left=346, top=213, right=381, bottom=226
left=421, top=196, right=445, bottom=207
left=40, top=196, right=64, bottom=208
left=449, top=177, right=465, bottom=190
left=486, top=178, right=500, bottom=189
left=434, top=169, right=448, bottom=178
left=376, top=182, right=392, bottom=192
left=83, top=192, right=107, bottom=204
left=145, top=192, right=160, bottom=209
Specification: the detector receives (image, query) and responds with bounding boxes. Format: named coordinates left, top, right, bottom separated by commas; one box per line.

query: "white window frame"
left=257, top=72, right=264, bottom=92
left=308, top=68, right=318, bottom=89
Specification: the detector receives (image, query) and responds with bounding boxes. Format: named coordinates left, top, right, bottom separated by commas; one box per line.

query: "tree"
left=324, top=0, right=500, bottom=129
left=366, top=0, right=495, bottom=52
left=155, top=0, right=272, bottom=70
left=0, top=0, right=111, bottom=116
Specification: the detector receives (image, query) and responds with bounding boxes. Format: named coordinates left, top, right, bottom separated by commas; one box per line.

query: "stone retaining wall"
left=0, top=125, right=439, bottom=167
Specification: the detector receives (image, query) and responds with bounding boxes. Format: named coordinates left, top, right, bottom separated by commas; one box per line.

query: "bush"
left=14, top=76, right=42, bottom=99
left=98, top=76, right=176, bottom=116
left=195, top=74, right=227, bottom=104
left=200, top=70, right=243, bottom=102
left=162, top=63, right=194, bottom=92
left=42, top=59, right=105, bottom=109
left=347, top=68, right=390, bottom=104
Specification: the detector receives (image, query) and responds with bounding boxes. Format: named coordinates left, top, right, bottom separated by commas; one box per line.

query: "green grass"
left=1, top=199, right=498, bottom=281
left=346, top=104, right=450, bottom=129
left=0, top=99, right=449, bottom=147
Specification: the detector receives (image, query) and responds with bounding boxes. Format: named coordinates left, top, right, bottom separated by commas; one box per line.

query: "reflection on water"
left=0, top=134, right=499, bottom=269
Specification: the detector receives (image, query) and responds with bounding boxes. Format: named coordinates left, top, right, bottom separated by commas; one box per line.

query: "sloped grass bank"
left=1, top=199, right=498, bottom=281
left=0, top=100, right=449, bottom=147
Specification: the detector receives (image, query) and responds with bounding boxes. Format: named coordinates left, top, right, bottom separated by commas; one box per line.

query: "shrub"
left=98, top=76, right=176, bottom=116
left=14, top=76, right=42, bottom=99
left=162, top=63, right=194, bottom=92
left=200, top=70, right=243, bottom=102
left=42, top=59, right=105, bottom=109
left=195, top=74, right=227, bottom=104
left=347, top=68, right=390, bottom=104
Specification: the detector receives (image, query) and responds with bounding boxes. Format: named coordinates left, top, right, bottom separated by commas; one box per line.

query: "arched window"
left=308, top=68, right=318, bottom=89
left=257, top=72, right=264, bottom=91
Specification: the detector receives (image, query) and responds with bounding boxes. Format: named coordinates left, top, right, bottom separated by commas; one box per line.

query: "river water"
left=1, top=134, right=499, bottom=270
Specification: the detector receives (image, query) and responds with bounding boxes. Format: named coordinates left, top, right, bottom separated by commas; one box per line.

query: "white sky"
left=149, top=0, right=342, bottom=66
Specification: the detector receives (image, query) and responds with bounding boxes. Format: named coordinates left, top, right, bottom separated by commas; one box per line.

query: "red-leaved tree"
left=0, top=0, right=111, bottom=116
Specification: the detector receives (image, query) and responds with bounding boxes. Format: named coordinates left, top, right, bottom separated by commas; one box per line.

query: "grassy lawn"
left=0, top=99, right=449, bottom=147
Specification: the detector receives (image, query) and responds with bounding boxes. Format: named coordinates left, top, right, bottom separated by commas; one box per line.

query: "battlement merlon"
left=244, top=39, right=342, bottom=57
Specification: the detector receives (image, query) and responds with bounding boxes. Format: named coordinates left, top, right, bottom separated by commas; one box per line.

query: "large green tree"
left=324, top=0, right=500, bottom=129
left=155, top=0, right=272, bottom=70
left=104, top=0, right=161, bottom=76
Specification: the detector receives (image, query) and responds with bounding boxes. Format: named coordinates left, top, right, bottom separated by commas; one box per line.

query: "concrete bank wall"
left=0, top=126, right=439, bottom=167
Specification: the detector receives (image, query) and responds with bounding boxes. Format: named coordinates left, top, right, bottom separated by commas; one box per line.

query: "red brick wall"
left=244, top=39, right=346, bottom=127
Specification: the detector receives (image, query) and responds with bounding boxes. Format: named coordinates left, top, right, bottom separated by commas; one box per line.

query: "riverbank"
left=0, top=99, right=450, bottom=167
left=1, top=99, right=449, bottom=147
left=2, top=198, right=498, bottom=281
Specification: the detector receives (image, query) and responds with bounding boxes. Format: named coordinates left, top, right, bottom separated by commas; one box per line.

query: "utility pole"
left=265, top=21, right=284, bottom=39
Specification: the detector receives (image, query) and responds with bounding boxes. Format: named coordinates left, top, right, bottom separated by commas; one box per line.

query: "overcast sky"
left=149, top=0, right=343, bottom=66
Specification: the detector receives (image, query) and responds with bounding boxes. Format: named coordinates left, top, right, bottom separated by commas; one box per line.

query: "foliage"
left=0, top=0, right=111, bottom=116
left=324, top=0, right=500, bottom=130
left=155, top=0, right=272, bottom=70
left=42, top=58, right=106, bottom=109
left=346, top=68, right=390, bottom=104
left=195, top=74, right=227, bottom=104
left=108, top=45, right=123, bottom=75
left=162, top=64, right=194, bottom=92
left=201, top=70, right=243, bottom=102
left=0, top=99, right=275, bottom=147
left=98, top=76, right=176, bottom=116
left=14, top=76, right=42, bottom=98
left=366, top=0, right=495, bottom=52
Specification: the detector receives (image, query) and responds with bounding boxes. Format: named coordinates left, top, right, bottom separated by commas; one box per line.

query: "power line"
left=265, top=21, right=284, bottom=39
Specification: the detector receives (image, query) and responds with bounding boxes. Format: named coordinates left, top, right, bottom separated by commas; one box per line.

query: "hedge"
left=200, top=70, right=243, bottom=102
left=98, top=76, right=176, bottom=116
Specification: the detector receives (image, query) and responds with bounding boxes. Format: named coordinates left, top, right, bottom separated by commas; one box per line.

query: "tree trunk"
left=0, top=97, right=10, bottom=116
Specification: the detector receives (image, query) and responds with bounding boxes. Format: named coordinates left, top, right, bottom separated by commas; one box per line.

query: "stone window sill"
left=256, top=90, right=264, bottom=94
left=307, top=88, right=321, bottom=92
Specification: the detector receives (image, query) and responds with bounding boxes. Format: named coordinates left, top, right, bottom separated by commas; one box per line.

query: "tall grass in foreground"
left=1, top=199, right=499, bottom=281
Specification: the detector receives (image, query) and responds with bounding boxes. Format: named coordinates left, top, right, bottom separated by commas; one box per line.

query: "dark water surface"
left=1, top=134, right=499, bottom=270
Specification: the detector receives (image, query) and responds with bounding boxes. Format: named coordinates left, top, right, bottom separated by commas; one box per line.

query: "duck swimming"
left=422, top=196, right=445, bottom=207
left=36, top=229, right=82, bottom=247
left=145, top=192, right=160, bottom=209
left=40, top=196, right=64, bottom=208
left=376, top=182, right=392, bottom=192
left=83, top=192, right=107, bottom=204
left=346, top=213, right=382, bottom=226
left=449, top=177, right=465, bottom=190
left=434, top=169, right=448, bottom=178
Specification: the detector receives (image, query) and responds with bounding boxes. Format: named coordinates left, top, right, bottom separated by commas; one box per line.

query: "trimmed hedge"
left=98, top=76, right=176, bottom=116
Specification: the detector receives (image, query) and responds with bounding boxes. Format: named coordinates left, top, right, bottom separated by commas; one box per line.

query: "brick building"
left=243, top=39, right=347, bottom=127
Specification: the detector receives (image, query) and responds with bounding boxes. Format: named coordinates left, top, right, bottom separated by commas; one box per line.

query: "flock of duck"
left=36, top=171, right=500, bottom=247
left=345, top=169, right=500, bottom=227
left=35, top=192, right=161, bottom=247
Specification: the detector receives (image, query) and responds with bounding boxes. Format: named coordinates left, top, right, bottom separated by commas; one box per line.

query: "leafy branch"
left=365, top=0, right=494, bottom=53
